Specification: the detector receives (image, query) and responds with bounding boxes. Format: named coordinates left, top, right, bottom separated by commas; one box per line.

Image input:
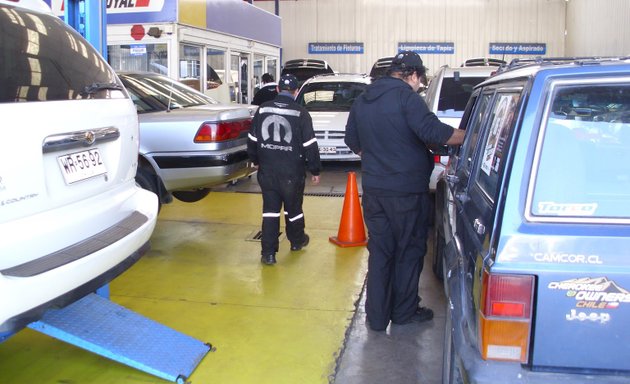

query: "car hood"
left=310, top=111, right=350, bottom=132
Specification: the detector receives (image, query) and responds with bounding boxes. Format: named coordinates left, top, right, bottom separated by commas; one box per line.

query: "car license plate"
left=319, top=146, right=337, bottom=154
left=57, top=148, right=107, bottom=184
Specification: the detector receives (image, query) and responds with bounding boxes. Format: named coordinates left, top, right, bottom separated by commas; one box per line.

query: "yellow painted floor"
left=0, top=192, right=369, bottom=384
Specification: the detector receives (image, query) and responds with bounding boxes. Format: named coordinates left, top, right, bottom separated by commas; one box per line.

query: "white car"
left=0, top=0, right=158, bottom=341
left=296, top=73, right=371, bottom=161
left=423, top=64, right=499, bottom=191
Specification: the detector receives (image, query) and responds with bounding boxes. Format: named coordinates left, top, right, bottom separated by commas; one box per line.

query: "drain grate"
left=304, top=192, right=355, bottom=197
left=245, top=230, right=285, bottom=242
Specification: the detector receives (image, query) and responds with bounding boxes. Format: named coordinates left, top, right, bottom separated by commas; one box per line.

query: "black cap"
left=391, top=51, right=424, bottom=72
left=279, top=74, right=299, bottom=90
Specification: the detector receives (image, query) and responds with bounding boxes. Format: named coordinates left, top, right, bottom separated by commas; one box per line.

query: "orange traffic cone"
left=329, top=171, right=368, bottom=247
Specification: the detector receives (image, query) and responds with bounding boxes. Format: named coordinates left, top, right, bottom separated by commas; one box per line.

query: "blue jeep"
left=434, top=57, right=630, bottom=383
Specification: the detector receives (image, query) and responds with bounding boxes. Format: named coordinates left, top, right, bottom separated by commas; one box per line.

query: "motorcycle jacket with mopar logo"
left=248, top=93, right=321, bottom=178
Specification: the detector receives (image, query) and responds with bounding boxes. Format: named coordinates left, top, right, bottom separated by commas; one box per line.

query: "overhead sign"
left=47, top=0, right=176, bottom=23
left=489, top=43, right=547, bottom=55
left=398, top=42, right=455, bottom=55
left=308, top=43, right=364, bottom=54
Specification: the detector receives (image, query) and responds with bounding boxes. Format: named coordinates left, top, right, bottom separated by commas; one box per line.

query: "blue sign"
left=489, top=43, right=546, bottom=55
left=308, top=43, right=364, bottom=54
left=398, top=42, right=455, bottom=55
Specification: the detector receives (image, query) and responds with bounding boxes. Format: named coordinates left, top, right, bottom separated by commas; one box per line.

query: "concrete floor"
left=0, top=162, right=446, bottom=384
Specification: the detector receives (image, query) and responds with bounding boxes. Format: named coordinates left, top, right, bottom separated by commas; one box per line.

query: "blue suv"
left=434, top=57, right=630, bottom=383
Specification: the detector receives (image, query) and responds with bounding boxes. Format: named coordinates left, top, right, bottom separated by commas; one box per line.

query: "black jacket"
left=252, top=83, right=278, bottom=106
left=248, top=93, right=321, bottom=178
left=345, top=77, right=454, bottom=195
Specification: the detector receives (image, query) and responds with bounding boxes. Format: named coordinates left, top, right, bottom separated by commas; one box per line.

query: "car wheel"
left=442, top=303, right=463, bottom=384
left=135, top=168, right=162, bottom=212
left=432, top=218, right=445, bottom=281
left=172, top=189, right=211, bottom=203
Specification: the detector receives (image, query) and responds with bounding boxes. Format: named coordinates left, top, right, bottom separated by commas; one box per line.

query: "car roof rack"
left=501, top=56, right=630, bottom=72
left=462, top=57, right=506, bottom=67
left=372, top=56, right=394, bottom=69
left=283, top=58, right=331, bottom=70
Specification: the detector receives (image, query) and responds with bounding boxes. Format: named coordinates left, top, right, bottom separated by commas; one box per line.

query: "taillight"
left=194, top=119, right=252, bottom=143
left=479, top=271, right=534, bottom=363
left=433, top=155, right=440, bottom=163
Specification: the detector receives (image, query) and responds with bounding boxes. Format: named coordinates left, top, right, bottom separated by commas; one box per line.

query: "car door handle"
left=455, top=191, right=469, bottom=204
left=473, top=218, right=486, bottom=235
left=446, top=174, right=459, bottom=184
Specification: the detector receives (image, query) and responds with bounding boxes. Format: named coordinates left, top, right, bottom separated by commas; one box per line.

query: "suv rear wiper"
left=83, top=82, right=124, bottom=95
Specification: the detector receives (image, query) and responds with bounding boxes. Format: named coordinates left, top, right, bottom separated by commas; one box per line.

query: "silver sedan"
left=119, top=72, right=258, bottom=209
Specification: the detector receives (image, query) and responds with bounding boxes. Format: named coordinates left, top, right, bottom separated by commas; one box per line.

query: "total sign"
left=48, top=0, right=176, bottom=23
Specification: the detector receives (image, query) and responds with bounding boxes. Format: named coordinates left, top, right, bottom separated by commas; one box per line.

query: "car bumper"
left=316, top=139, right=360, bottom=161
left=150, top=150, right=256, bottom=191
left=0, top=185, right=158, bottom=340
left=445, top=247, right=630, bottom=384
left=429, top=163, right=446, bottom=192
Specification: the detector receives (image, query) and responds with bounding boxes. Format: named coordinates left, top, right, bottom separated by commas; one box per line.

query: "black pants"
left=362, top=192, right=430, bottom=331
left=258, top=171, right=306, bottom=256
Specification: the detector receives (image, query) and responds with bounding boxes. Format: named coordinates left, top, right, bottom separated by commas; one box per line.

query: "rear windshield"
left=296, top=81, right=367, bottom=112
left=119, top=73, right=218, bottom=113
left=532, top=83, right=630, bottom=219
left=437, top=76, right=487, bottom=115
left=0, top=4, right=123, bottom=102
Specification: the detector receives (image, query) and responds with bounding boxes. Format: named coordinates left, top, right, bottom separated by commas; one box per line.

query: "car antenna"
left=166, top=76, right=174, bottom=113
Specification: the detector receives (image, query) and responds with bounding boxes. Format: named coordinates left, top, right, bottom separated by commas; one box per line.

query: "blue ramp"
left=28, top=293, right=212, bottom=383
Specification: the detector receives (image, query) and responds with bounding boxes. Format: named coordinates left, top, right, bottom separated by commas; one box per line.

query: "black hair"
left=262, top=73, right=274, bottom=83
left=387, top=65, right=426, bottom=79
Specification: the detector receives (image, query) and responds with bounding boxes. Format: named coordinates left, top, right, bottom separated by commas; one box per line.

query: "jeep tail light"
left=479, top=271, right=534, bottom=363
left=194, top=119, right=252, bottom=143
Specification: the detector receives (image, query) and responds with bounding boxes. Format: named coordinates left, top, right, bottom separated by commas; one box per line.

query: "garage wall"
left=253, top=0, right=566, bottom=77
left=565, top=0, right=630, bottom=56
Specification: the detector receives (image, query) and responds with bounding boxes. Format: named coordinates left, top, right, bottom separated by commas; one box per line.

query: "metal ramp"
left=28, top=293, right=212, bottom=383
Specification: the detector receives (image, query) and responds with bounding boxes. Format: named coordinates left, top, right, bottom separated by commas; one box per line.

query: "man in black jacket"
left=248, top=74, right=322, bottom=265
left=345, top=51, right=465, bottom=331
left=252, top=73, right=278, bottom=106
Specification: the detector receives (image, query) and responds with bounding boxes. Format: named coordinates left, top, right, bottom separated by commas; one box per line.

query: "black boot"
left=261, top=253, right=276, bottom=265
left=291, top=233, right=310, bottom=251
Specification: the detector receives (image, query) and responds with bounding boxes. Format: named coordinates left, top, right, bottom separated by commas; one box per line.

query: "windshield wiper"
left=83, top=82, right=124, bottom=95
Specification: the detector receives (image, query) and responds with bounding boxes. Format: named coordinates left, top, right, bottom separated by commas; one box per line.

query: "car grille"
left=315, top=130, right=345, bottom=140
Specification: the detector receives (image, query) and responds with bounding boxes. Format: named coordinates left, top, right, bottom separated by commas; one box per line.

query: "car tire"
left=135, top=168, right=162, bottom=212
left=432, top=215, right=445, bottom=281
left=172, top=189, right=211, bottom=203
left=442, top=302, right=463, bottom=384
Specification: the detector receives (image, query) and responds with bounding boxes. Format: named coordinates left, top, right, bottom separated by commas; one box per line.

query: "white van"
left=0, top=0, right=158, bottom=341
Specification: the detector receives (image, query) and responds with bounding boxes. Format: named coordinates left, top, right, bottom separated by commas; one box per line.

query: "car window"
left=297, top=81, right=367, bottom=112
left=458, top=92, right=493, bottom=174
left=0, top=5, right=124, bottom=103
left=473, top=92, right=521, bottom=201
left=437, top=75, right=488, bottom=115
left=531, top=82, right=630, bottom=219
left=119, top=73, right=219, bottom=112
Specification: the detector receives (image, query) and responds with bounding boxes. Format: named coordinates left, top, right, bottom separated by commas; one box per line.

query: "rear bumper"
left=0, top=241, right=149, bottom=341
left=445, top=251, right=630, bottom=384
left=429, top=163, right=445, bottom=192
left=316, top=139, right=360, bottom=161
left=150, top=150, right=256, bottom=190
left=0, top=186, right=158, bottom=341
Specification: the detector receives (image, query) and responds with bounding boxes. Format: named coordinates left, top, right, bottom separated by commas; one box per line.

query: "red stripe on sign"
left=135, top=0, right=150, bottom=6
